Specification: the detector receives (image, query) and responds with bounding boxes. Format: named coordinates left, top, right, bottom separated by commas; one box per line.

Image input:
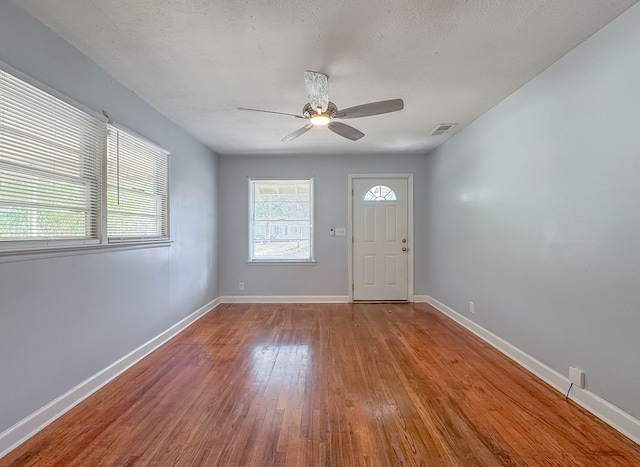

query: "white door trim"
left=348, top=173, right=414, bottom=302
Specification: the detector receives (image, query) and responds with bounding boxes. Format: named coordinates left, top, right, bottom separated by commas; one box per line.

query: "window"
left=0, top=69, right=105, bottom=243
left=249, top=178, right=313, bottom=262
left=364, top=185, right=396, bottom=201
left=0, top=65, right=170, bottom=254
left=107, top=126, right=169, bottom=240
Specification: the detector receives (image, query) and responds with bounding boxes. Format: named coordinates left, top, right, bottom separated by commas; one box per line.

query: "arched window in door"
left=363, top=185, right=397, bottom=201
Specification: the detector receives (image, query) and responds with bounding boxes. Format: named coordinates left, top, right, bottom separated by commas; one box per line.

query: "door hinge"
left=352, top=283, right=354, bottom=291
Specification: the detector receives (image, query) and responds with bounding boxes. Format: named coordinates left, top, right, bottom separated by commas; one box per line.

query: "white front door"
left=352, top=177, right=409, bottom=301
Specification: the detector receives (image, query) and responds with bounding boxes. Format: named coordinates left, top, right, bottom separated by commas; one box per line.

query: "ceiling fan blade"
left=238, top=107, right=304, bottom=119
left=282, top=123, right=314, bottom=142
left=333, top=99, right=404, bottom=119
left=304, top=71, right=329, bottom=113
left=328, top=122, right=364, bottom=141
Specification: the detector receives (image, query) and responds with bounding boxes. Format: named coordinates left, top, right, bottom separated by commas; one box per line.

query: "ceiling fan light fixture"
left=309, top=114, right=331, bottom=126
left=304, top=102, right=337, bottom=126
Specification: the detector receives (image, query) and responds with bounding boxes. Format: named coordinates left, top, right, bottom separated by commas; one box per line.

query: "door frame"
left=348, top=173, right=414, bottom=302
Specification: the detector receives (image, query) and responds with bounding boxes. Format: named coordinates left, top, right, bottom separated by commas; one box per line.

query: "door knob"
left=402, top=247, right=407, bottom=252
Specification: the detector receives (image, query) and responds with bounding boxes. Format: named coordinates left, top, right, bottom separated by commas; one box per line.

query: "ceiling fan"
left=239, top=71, right=404, bottom=142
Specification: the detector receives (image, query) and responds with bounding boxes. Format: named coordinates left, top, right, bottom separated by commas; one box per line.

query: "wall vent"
left=430, top=123, right=457, bottom=136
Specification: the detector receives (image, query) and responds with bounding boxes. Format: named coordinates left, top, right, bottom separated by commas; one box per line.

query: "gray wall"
left=0, top=2, right=218, bottom=433
left=219, top=153, right=428, bottom=297
left=424, top=3, right=640, bottom=418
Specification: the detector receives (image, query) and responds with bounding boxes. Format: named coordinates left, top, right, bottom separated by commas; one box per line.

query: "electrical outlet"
left=569, top=366, right=585, bottom=388
left=238, top=282, right=245, bottom=291
left=469, top=301, right=474, bottom=314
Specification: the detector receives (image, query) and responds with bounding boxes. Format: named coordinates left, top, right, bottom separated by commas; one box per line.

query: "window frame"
left=0, top=61, right=171, bottom=262
left=248, top=177, right=315, bottom=264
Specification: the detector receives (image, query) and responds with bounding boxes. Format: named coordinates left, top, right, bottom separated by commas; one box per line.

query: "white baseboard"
left=221, top=295, right=426, bottom=304
left=220, top=295, right=349, bottom=304
left=423, top=295, right=640, bottom=445
left=0, top=297, right=221, bottom=459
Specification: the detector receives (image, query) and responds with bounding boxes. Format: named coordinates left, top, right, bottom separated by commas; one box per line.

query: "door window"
left=363, top=185, right=396, bottom=201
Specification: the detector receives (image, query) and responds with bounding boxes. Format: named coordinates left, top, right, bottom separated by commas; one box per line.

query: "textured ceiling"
left=13, top=0, right=639, bottom=156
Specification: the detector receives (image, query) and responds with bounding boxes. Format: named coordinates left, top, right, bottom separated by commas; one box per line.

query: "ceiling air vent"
left=430, top=123, right=457, bottom=136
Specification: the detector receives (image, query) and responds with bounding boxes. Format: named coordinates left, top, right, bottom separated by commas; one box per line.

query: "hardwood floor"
left=2, top=303, right=639, bottom=466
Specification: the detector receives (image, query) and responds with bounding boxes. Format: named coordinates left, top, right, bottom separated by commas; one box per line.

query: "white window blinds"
left=107, top=125, right=169, bottom=240
left=0, top=69, right=105, bottom=241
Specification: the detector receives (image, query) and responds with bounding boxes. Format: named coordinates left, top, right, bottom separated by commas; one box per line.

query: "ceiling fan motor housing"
left=303, top=101, right=337, bottom=119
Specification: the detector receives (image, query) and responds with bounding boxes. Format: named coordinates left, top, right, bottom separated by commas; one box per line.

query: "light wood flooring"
left=2, top=303, right=639, bottom=466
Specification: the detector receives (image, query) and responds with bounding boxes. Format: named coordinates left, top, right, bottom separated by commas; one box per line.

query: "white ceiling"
left=13, top=0, right=638, bottom=156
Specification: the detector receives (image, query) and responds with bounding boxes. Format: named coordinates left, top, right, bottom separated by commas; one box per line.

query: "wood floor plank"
left=2, top=302, right=639, bottom=466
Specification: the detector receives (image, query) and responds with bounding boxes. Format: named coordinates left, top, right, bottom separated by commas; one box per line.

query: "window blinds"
left=0, top=70, right=105, bottom=241
left=107, top=126, right=169, bottom=240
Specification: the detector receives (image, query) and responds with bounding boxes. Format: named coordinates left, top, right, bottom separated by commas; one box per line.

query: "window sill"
left=247, top=260, right=316, bottom=265
left=0, top=240, right=172, bottom=264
